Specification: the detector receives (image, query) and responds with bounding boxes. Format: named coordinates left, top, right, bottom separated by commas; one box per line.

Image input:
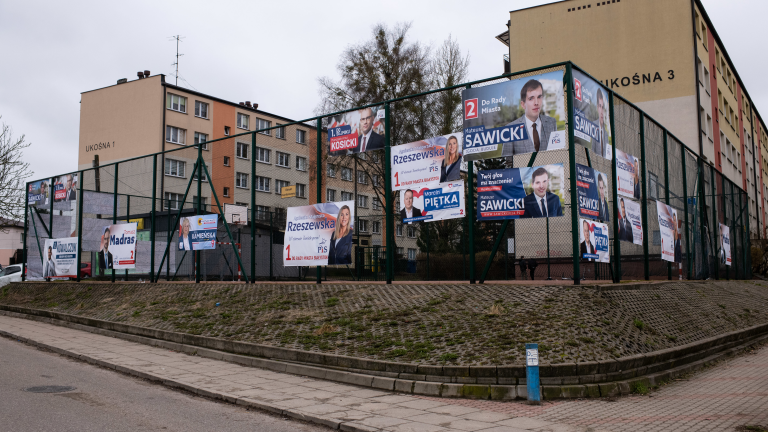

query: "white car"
left=0, top=264, right=24, bottom=288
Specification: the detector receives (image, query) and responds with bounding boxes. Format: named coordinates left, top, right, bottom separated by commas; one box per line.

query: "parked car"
left=80, top=263, right=92, bottom=278
left=0, top=264, right=24, bottom=287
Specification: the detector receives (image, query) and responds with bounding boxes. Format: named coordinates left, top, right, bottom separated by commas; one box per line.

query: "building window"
left=236, top=172, right=248, bottom=189
left=296, top=183, right=307, bottom=198
left=407, top=226, right=417, bottom=238
left=296, top=129, right=306, bottom=144
left=327, top=164, right=336, bottom=178
left=194, top=132, right=208, bottom=150
left=703, top=66, right=710, bottom=93
left=327, top=189, right=336, bottom=202
left=357, top=195, right=368, bottom=208
left=192, top=196, right=208, bottom=209
left=396, top=247, right=404, bottom=257
left=372, top=198, right=381, bottom=211
left=372, top=175, right=380, bottom=187
left=275, top=180, right=289, bottom=195
left=223, top=156, right=230, bottom=166
left=256, top=147, right=270, bottom=163
left=256, top=118, right=271, bottom=135
left=407, top=248, right=417, bottom=260
left=275, top=124, right=285, bottom=139
left=276, top=152, right=290, bottom=167
left=237, top=113, right=249, bottom=130
left=194, top=101, right=208, bottom=119
left=255, top=205, right=270, bottom=220
left=192, top=168, right=207, bottom=182
left=358, top=219, right=368, bottom=232
left=224, top=126, right=230, bottom=136
left=357, top=171, right=367, bottom=184
left=372, top=221, right=381, bottom=234
left=706, top=114, right=712, bottom=138
left=371, top=153, right=380, bottom=163
left=648, top=172, right=658, bottom=200
left=396, top=224, right=403, bottom=237
left=166, top=93, right=186, bottom=113
left=164, top=159, right=185, bottom=178
left=166, top=126, right=186, bottom=145
left=295, top=156, right=308, bottom=171
left=255, top=176, right=270, bottom=192
left=165, top=192, right=182, bottom=210
left=236, top=142, right=249, bottom=159
left=274, top=207, right=286, bottom=221
left=341, top=167, right=353, bottom=181
left=341, top=191, right=353, bottom=201
left=223, top=187, right=230, bottom=197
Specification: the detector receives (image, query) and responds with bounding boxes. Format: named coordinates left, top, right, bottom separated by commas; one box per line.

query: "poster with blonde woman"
left=283, top=201, right=355, bottom=266
left=391, top=132, right=463, bottom=192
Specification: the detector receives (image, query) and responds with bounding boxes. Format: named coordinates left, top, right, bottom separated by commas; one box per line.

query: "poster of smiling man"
left=399, top=181, right=466, bottom=224
left=327, top=105, right=385, bottom=156
left=477, top=164, right=564, bottom=220
left=576, top=164, right=610, bottom=222
left=579, top=218, right=610, bottom=263
left=462, top=70, right=567, bottom=161
left=573, top=70, right=613, bottom=160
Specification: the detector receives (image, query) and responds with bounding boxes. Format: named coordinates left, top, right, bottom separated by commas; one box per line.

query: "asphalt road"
left=0, top=335, right=328, bottom=432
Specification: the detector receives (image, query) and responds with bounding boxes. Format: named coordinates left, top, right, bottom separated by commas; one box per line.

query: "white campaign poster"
left=616, top=149, right=641, bottom=200
left=97, top=223, right=138, bottom=271
left=284, top=201, right=355, bottom=266
left=391, top=132, right=463, bottom=192
left=399, top=181, right=466, bottom=224
left=656, top=201, right=680, bottom=263
left=579, top=218, right=610, bottom=263
left=617, top=197, right=643, bottom=245
left=42, top=238, right=79, bottom=278
left=719, top=223, right=731, bottom=266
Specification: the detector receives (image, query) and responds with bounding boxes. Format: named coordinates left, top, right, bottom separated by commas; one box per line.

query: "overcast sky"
left=1, top=0, right=766, bottom=181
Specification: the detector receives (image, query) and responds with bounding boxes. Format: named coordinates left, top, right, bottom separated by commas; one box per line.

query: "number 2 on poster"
left=464, top=98, right=478, bottom=120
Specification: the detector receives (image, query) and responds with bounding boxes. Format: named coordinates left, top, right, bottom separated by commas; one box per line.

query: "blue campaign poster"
left=477, top=164, right=565, bottom=221
left=576, top=163, right=610, bottom=222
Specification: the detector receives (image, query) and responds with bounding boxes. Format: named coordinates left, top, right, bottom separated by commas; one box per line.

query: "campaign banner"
left=657, top=201, right=681, bottom=263
left=579, top=218, right=610, bottom=263
left=42, top=237, right=79, bottom=278
left=52, top=173, right=78, bottom=203
left=100, top=223, right=137, bottom=269
left=391, top=133, right=463, bottom=191
left=27, top=179, right=51, bottom=207
left=462, top=70, right=567, bottom=161
left=573, top=70, right=613, bottom=160
left=719, top=223, right=731, bottom=266
left=617, top=197, right=643, bottom=245
left=327, top=105, right=385, bottom=156
left=576, top=164, right=610, bottom=221
left=399, top=181, right=465, bottom=224
left=283, top=201, right=355, bottom=266
left=616, top=149, right=641, bottom=199
left=477, top=164, right=565, bottom=220
left=179, top=215, right=218, bottom=251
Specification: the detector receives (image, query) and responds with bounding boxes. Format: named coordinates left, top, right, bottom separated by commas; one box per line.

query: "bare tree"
left=0, top=117, right=33, bottom=227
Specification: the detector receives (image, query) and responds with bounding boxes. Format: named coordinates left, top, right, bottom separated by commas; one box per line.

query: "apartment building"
left=497, top=0, right=766, bottom=238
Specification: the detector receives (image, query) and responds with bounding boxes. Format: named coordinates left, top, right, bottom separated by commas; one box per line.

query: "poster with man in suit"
left=477, top=164, right=564, bottom=221
left=576, top=164, right=610, bottom=222
left=327, top=105, right=385, bottom=156
left=617, top=197, right=643, bottom=245
left=43, top=238, right=78, bottom=278
left=573, top=69, right=612, bottom=160
left=462, top=70, right=566, bottom=162
left=580, top=218, right=610, bottom=263
left=719, top=223, right=731, bottom=266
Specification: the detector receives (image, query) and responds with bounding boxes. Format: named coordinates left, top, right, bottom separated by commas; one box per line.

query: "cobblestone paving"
left=2, top=313, right=767, bottom=432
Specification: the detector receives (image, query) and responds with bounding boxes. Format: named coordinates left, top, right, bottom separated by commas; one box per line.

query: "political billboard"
left=477, top=164, right=565, bottom=221
left=399, top=181, right=466, bottom=224
left=656, top=201, right=681, bottom=263
left=179, top=215, right=218, bottom=251
left=283, top=201, right=355, bottom=266
left=579, top=218, right=610, bottom=263
left=327, top=105, right=385, bottom=156
left=391, top=132, right=463, bottom=191
left=617, top=197, right=643, bottom=245
left=573, top=70, right=612, bottom=160
left=52, top=173, right=78, bottom=203
left=462, top=70, right=567, bottom=161
left=97, top=223, right=138, bottom=271
left=576, top=163, right=610, bottom=221
left=616, top=149, right=641, bottom=200
left=42, top=237, right=79, bottom=278
left=27, top=179, right=51, bottom=207
left=719, top=223, right=731, bottom=266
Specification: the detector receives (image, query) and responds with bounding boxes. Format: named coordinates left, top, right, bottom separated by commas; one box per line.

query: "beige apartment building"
left=78, top=72, right=314, bottom=220
left=498, top=0, right=767, bottom=238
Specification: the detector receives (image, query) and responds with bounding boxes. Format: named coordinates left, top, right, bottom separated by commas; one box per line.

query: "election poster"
left=27, top=179, right=51, bottom=207
left=391, top=132, right=463, bottom=191
left=573, top=70, right=613, bottom=160
left=477, top=164, right=565, bottom=220
left=399, top=181, right=466, bottom=224
left=42, top=237, right=79, bottom=278
left=719, top=223, right=731, bottom=266
left=97, top=223, right=138, bottom=270
left=283, top=201, right=355, bottom=266
left=327, top=105, right=385, bottom=156
left=579, top=218, right=610, bottom=263
left=616, top=149, right=641, bottom=200
left=656, top=201, right=680, bottom=263
left=179, top=215, right=218, bottom=251
left=462, top=70, right=567, bottom=161
left=576, top=164, right=610, bottom=221
left=53, top=173, right=78, bottom=203
left=617, top=197, right=643, bottom=245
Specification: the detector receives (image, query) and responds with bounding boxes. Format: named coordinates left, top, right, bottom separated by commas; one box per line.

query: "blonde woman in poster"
left=440, top=135, right=462, bottom=183
left=179, top=218, right=192, bottom=251
left=328, top=205, right=353, bottom=265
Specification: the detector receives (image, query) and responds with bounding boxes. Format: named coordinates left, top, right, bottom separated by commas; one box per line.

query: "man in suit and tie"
left=522, top=167, right=563, bottom=218
left=580, top=219, right=596, bottom=261
left=98, top=226, right=113, bottom=271
left=43, top=246, right=56, bottom=278
left=591, top=90, right=609, bottom=159
left=673, top=213, right=682, bottom=263
left=618, top=198, right=634, bottom=242
left=353, top=107, right=384, bottom=153
left=597, top=174, right=610, bottom=222
left=503, top=79, right=558, bottom=163
left=399, top=189, right=422, bottom=223
left=65, top=174, right=77, bottom=201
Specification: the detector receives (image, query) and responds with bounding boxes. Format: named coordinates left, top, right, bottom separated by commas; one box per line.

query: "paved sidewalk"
left=1, top=314, right=767, bottom=432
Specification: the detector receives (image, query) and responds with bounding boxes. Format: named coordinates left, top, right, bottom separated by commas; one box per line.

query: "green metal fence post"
left=112, top=163, right=118, bottom=283
left=565, top=64, right=580, bottom=284
left=316, top=119, right=323, bottom=285
left=76, top=171, right=84, bottom=282
left=663, top=132, right=671, bottom=280
left=150, top=154, right=157, bottom=283
left=426, top=224, right=430, bottom=281
left=251, top=132, right=256, bottom=283
left=49, top=176, right=54, bottom=242
left=730, top=180, right=736, bottom=279
left=681, top=147, right=691, bottom=280
left=22, top=182, right=29, bottom=281
left=712, top=168, right=719, bottom=280
left=126, top=195, right=130, bottom=280
left=638, top=113, right=649, bottom=281
left=384, top=103, right=394, bottom=284
left=196, top=145, right=203, bottom=284
left=466, top=84, right=476, bottom=284
left=609, top=91, right=621, bottom=283
left=744, top=190, right=751, bottom=278
left=270, top=211, right=274, bottom=281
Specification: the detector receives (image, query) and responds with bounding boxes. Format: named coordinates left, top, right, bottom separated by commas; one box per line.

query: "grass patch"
left=438, top=353, right=459, bottom=362
left=313, top=323, right=339, bottom=336
left=630, top=381, right=649, bottom=395
left=325, top=297, right=339, bottom=307
left=634, top=319, right=645, bottom=330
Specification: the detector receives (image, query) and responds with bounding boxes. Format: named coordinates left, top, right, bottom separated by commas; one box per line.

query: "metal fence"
left=22, top=62, right=753, bottom=284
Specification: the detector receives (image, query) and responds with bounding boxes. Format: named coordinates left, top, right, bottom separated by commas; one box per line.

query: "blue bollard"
left=525, top=343, right=541, bottom=404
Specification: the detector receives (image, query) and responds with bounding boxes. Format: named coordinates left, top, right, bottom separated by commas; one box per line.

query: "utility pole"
left=170, top=35, right=184, bottom=86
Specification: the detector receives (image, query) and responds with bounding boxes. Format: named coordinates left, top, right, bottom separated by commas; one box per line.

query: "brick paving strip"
left=2, top=313, right=768, bottom=432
